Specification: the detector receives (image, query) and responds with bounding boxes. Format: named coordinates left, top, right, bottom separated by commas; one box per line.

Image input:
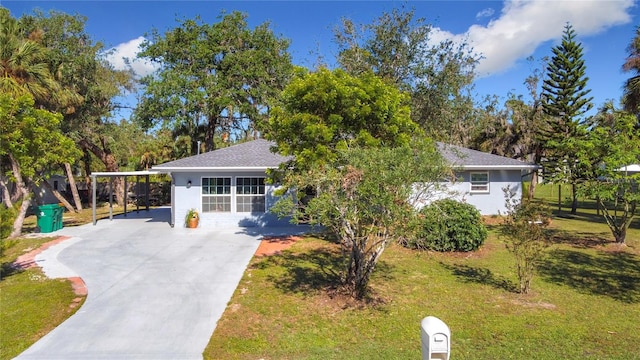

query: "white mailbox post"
left=421, top=316, right=450, bottom=360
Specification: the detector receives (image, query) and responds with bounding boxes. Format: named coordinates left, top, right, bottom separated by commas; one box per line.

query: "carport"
left=89, top=170, right=170, bottom=225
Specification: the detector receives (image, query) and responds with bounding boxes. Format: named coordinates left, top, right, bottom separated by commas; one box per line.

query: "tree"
left=271, top=142, right=451, bottom=299
left=135, top=11, right=293, bottom=154
left=333, top=7, right=480, bottom=146
left=20, top=10, right=133, bottom=206
left=0, top=94, right=80, bottom=238
left=622, top=26, right=640, bottom=119
left=540, top=23, right=594, bottom=214
left=265, top=67, right=417, bottom=171
left=0, top=8, right=68, bottom=108
left=579, top=104, right=640, bottom=244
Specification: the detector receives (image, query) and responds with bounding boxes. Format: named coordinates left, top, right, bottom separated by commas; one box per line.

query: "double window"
left=236, top=177, right=266, bottom=212
left=202, top=177, right=265, bottom=213
left=202, top=177, right=231, bottom=212
left=470, top=172, right=489, bottom=193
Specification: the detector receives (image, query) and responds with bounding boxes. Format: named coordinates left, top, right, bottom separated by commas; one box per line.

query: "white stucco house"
left=151, top=139, right=538, bottom=227
left=436, top=143, right=539, bottom=215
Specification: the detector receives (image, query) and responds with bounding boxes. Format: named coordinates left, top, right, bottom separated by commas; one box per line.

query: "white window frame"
left=235, top=177, right=266, bottom=213
left=470, top=172, right=489, bottom=193
left=202, top=177, right=232, bottom=212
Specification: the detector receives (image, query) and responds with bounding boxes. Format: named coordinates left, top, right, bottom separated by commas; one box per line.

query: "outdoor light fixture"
left=187, top=180, right=192, bottom=188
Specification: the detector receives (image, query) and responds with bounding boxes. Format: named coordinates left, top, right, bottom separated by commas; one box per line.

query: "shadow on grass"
left=0, top=262, right=23, bottom=280
left=440, top=262, right=518, bottom=293
left=547, top=228, right=611, bottom=249
left=253, top=247, right=344, bottom=296
left=252, top=246, right=396, bottom=301
left=538, top=249, right=640, bottom=303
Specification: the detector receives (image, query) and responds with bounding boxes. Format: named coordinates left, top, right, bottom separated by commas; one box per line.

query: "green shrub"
left=405, top=199, right=487, bottom=252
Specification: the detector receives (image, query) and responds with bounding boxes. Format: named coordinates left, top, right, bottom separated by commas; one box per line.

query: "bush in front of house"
left=404, top=199, right=487, bottom=252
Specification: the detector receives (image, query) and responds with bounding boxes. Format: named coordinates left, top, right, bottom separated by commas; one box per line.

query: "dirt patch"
left=254, top=235, right=303, bottom=257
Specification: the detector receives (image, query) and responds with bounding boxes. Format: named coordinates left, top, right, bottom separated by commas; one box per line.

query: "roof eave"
left=453, top=165, right=540, bottom=171
left=152, top=166, right=276, bottom=173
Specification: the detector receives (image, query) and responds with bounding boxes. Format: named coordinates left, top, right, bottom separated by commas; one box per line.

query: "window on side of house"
left=470, top=172, right=489, bottom=193
left=202, top=177, right=231, bottom=212
left=236, top=177, right=266, bottom=213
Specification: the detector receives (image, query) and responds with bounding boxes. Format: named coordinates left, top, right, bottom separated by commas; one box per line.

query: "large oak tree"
left=135, top=11, right=293, bottom=154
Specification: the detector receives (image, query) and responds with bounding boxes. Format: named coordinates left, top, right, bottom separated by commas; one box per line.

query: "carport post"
left=170, top=174, right=175, bottom=227
left=124, top=176, right=127, bottom=217
left=109, top=177, right=113, bottom=221
left=92, top=175, right=97, bottom=225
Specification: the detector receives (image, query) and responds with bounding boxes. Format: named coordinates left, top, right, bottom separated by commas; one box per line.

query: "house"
left=152, top=139, right=537, bottom=227
left=436, top=143, right=538, bottom=215
left=152, top=139, right=292, bottom=227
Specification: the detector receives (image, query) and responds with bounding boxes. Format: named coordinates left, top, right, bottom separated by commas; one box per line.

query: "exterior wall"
left=172, top=171, right=292, bottom=228
left=447, top=170, right=523, bottom=215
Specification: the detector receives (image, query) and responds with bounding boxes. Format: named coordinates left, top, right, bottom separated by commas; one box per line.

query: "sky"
left=3, top=0, right=638, bottom=119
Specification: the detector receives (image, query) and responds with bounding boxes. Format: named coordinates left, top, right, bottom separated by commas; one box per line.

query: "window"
left=470, top=172, right=489, bottom=193
left=202, top=177, right=231, bottom=212
left=236, top=177, right=265, bottom=213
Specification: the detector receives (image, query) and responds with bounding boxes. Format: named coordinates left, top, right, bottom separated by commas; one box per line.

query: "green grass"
left=0, top=237, right=85, bottom=360
left=205, top=210, right=640, bottom=359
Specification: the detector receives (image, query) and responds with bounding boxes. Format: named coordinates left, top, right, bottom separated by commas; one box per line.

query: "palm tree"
left=0, top=8, right=61, bottom=104
left=622, top=26, right=640, bottom=118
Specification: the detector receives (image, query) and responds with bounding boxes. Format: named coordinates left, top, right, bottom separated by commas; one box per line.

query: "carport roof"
left=153, top=139, right=291, bottom=172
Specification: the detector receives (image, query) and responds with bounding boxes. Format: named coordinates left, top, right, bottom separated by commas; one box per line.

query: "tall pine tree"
left=540, top=23, right=593, bottom=214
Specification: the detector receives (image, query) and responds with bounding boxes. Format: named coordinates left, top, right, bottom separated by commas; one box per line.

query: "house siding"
left=172, top=171, right=291, bottom=228
left=447, top=169, right=523, bottom=215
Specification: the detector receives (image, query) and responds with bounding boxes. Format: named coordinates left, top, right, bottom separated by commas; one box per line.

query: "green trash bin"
left=36, top=204, right=59, bottom=233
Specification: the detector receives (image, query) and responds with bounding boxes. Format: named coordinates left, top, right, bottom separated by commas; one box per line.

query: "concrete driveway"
left=15, top=207, right=304, bottom=360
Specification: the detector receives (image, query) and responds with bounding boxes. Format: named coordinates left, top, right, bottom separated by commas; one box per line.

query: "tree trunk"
left=571, top=183, right=578, bottom=215
left=64, top=162, right=83, bottom=211
left=78, top=137, right=124, bottom=206
left=0, top=173, right=14, bottom=208
left=7, top=154, right=29, bottom=239
left=82, top=149, right=93, bottom=205
left=40, top=179, right=75, bottom=212
left=528, top=171, right=538, bottom=200
left=614, top=227, right=626, bottom=244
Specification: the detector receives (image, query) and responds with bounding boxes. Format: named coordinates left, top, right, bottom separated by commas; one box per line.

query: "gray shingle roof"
left=437, top=142, right=537, bottom=169
left=153, top=139, right=291, bottom=170
left=153, top=139, right=536, bottom=171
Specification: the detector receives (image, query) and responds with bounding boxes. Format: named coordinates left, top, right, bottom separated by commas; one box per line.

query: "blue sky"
left=3, top=0, right=638, bottom=119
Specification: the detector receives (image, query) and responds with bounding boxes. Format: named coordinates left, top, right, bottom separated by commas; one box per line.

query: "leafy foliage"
left=265, top=67, right=417, bottom=171
left=622, top=26, right=640, bottom=118
left=333, top=7, right=480, bottom=146
left=136, top=11, right=293, bottom=153
left=500, top=187, right=551, bottom=294
left=0, top=94, right=80, bottom=237
left=578, top=104, right=640, bottom=243
left=404, top=199, right=487, bottom=252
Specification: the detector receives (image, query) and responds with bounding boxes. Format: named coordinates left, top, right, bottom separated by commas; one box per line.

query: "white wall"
left=172, top=171, right=292, bottom=228
left=447, top=170, right=523, bottom=215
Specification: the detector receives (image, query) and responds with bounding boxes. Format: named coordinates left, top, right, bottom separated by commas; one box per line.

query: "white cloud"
left=105, top=36, right=158, bottom=77
left=476, top=7, right=495, bottom=19
left=433, top=0, right=635, bottom=77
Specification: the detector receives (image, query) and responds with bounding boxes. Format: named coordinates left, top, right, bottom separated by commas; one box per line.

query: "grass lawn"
left=0, top=205, right=127, bottom=360
left=0, top=237, right=85, bottom=360
left=205, top=202, right=640, bottom=359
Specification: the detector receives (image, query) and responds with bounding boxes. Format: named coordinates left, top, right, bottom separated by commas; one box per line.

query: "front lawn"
left=0, top=237, right=85, bottom=360
left=205, top=216, right=640, bottom=359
